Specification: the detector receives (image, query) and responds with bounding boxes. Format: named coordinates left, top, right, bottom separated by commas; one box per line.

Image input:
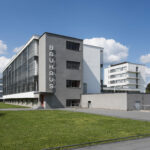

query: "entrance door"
left=135, top=101, right=141, bottom=110
left=40, top=94, right=45, bottom=108
left=88, top=101, right=91, bottom=108
left=66, top=99, right=80, bottom=107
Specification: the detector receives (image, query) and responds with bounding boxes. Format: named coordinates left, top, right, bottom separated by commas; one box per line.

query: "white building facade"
left=104, top=62, right=146, bottom=93
left=83, top=44, right=103, bottom=94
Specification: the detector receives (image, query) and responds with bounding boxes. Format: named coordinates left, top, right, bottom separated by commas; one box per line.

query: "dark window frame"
left=66, top=80, right=80, bottom=88
left=66, top=61, right=80, bottom=70
left=66, top=99, right=80, bottom=107
left=66, top=41, right=80, bottom=51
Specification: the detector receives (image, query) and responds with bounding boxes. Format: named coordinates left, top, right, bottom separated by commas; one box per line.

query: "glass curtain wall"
left=3, top=40, right=38, bottom=95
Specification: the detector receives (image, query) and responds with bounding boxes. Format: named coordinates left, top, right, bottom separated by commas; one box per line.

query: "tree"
left=146, top=83, right=150, bottom=93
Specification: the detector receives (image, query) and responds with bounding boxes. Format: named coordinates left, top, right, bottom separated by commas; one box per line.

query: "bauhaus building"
left=3, top=32, right=103, bottom=108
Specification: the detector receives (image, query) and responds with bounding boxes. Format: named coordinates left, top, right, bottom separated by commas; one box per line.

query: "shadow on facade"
left=45, top=94, right=64, bottom=109
left=83, top=60, right=101, bottom=94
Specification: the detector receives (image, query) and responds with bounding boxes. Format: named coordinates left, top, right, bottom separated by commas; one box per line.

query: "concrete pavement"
left=59, top=108, right=150, bottom=121
left=0, top=108, right=35, bottom=111
left=2, top=107, right=150, bottom=121
left=76, top=137, right=150, bottom=150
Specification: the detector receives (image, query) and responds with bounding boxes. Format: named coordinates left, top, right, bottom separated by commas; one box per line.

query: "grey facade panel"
left=39, top=33, right=83, bottom=108
left=127, top=94, right=150, bottom=110
left=127, top=94, right=143, bottom=110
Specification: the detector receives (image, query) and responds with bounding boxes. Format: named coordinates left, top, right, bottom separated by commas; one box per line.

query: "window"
left=136, top=79, right=138, bottom=84
left=101, top=80, right=103, bottom=86
left=0, top=93, right=2, bottom=97
left=136, top=67, right=138, bottom=72
left=136, top=85, right=138, bottom=89
left=101, top=80, right=103, bottom=92
left=66, top=80, right=80, bottom=88
left=66, top=99, right=80, bottom=107
left=66, top=41, right=80, bottom=51
left=100, top=64, right=103, bottom=68
left=66, top=61, right=80, bottom=70
left=110, top=69, right=116, bottom=73
left=83, top=83, right=87, bottom=94
left=122, top=66, right=127, bottom=71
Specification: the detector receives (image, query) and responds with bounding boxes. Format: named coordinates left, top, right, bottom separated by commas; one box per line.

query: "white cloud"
left=0, top=40, right=23, bottom=77
left=13, top=45, right=24, bottom=53
left=84, top=37, right=128, bottom=64
left=140, top=54, right=150, bottom=64
left=0, top=56, right=11, bottom=75
left=0, top=40, right=7, bottom=54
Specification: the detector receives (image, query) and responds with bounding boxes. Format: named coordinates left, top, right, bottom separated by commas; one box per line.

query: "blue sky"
left=0, top=0, right=150, bottom=80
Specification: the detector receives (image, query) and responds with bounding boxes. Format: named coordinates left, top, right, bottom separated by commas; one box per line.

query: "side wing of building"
left=83, top=44, right=103, bottom=94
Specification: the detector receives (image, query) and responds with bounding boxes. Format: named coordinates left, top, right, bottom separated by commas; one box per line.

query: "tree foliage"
left=146, top=83, right=150, bottom=93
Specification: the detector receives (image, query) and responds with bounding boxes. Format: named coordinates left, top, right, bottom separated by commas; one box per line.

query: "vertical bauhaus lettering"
left=48, top=44, right=56, bottom=92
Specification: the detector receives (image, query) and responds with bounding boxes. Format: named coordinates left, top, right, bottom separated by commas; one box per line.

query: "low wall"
left=81, top=93, right=128, bottom=110
left=127, top=94, right=150, bottom=110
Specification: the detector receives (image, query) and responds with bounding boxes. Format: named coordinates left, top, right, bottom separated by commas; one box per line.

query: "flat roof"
left=110, top=61, right=145, bottom=67
left=83, top=44, right=104, bottom=50
left=40, top=32, right=83, bottom=41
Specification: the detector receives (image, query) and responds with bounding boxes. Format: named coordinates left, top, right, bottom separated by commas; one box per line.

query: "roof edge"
left=39, top=32, right=83, bottom=41
left=109, top=62, right=145, bottom=67
left=83, top=44, right=104, bottom=50
left=2, top=35, right=40, bottom=72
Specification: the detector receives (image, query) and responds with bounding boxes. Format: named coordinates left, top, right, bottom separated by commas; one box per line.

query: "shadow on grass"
left=0, top=113, right=6, bottom=117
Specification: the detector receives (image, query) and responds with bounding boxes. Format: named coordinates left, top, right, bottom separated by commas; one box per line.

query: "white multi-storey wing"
left=104, top=62, right=146, bottom=93
left=83, top=44, right=103, bottom=94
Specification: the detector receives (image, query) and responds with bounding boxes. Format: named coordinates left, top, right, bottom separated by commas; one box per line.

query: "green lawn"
left=0, top=110, right=150, bottom=150
left=0, top=102, right=29, bottom=108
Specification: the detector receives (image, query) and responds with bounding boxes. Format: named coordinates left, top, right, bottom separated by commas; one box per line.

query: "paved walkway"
left=59, top=108, right=150, bottom=121
left=0, top=108, right=35, bottom=111
left=1, top=107, right=150, bottom=121
left=76, top=137, right=150, bottom=150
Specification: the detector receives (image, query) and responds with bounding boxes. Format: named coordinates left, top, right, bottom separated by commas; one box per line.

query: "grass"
left=0, top=110, right=150, bottom=150
left=0, top=102, right=29, bottom=108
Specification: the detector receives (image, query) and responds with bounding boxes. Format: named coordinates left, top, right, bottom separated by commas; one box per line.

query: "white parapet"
left=3, top=91, right=39, bottom=99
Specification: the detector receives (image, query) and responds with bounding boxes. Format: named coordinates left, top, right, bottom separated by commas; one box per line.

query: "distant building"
left=0, top=78, right=3, bottom=101
left=104, top=62, right=146, bottom=93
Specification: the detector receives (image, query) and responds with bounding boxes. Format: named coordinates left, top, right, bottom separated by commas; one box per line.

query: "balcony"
left=127, top=70, right=140, bottom=73
left=109, top=70, right=127, bottom=75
